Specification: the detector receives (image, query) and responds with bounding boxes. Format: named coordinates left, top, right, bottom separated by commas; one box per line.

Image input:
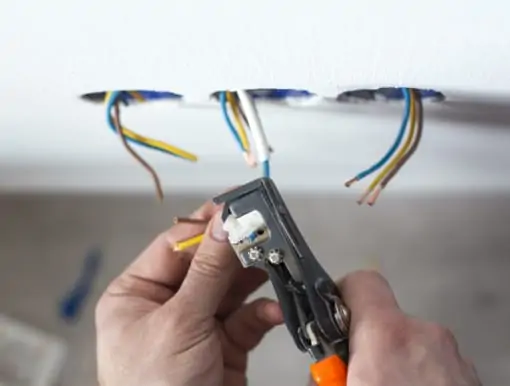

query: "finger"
left=174, top=210, right=240, bottom=318
left=462, top=358, right=481, bottom=382
left=223, top=298, right=284, bottom=353
left=338, top=270, right=401, bottom=323
left=108, top=201, right=216, bottom=300
left=216, top=267, right=269, bottom=319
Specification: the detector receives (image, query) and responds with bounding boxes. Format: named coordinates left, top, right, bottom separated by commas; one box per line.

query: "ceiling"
left=1, top=0, right=510, bottom=194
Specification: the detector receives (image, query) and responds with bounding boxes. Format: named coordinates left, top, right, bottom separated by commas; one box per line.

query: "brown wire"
left=381, top=93, right=424, bottom=189
left=173, top=217, right=208, bottom=225
left=112, top=102, right=164, bottom=202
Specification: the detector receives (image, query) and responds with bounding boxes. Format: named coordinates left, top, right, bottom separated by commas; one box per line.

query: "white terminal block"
left=222, top=211, right=266, bottom=244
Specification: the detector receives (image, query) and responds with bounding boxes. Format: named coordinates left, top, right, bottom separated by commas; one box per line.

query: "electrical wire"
left=105, top=91, right=198, bottom=162
left=345, top=88, right=411, bottom=187
left=226, top=92, right=256, bottom=166
left=235, top=95, right=250, bottom=130
left=173, top=233, right=204, bottom=251
left=129, top=91, right=145, bottom=102
left=173, top=217, right=208, bottom=225
left=381, top=93, right=423, bottom=187
left=237, top=90, right=272, bottom=178
left=358, top=90, right=416, bottom=204
left=234, top=92, right=276, bottom=155
left=220, top=91, right=244, bottom=152
left=262, top=160, right=270, bottom=178
left=110, top=94, right=164, bottom=202
left=368, top=92, right=424, bottom=205
left=227, top=92, right=250, bottom=152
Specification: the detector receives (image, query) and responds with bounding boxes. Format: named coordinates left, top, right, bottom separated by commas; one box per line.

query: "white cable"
left=236, top=90, right=271, bottom=164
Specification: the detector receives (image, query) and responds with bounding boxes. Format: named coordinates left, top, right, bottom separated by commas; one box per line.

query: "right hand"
left=331, top=270, right=482, bottom=385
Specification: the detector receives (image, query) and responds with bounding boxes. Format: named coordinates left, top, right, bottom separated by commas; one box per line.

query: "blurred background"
left=1, top=192, right=509, bottom=385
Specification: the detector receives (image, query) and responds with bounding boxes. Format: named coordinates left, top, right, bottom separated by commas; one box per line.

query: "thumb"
left=175, top=210, right=240, bottom=319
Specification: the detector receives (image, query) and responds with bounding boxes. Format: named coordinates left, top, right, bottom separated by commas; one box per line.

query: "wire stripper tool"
left=213, top=177, right=350, bottom=386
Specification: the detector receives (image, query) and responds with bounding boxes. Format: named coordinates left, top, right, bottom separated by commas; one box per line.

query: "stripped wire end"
left=243, top=152, right=257, bottom=168
left=367, top=186, right=382, bottom=206
left=173, top=233, right=205, bottom=252
left=173, top=217, right=208, bottom=225
left=345, top=177, right=359, bottom=188
left=357, top=189, right=372, bottom=205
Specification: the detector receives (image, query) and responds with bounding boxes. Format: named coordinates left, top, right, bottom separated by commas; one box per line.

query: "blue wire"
left=219, top=92, right=244, bottom=152
left=105, top=91, right=184, bottom=160
left=354, top=88, right=411, bottom=181
left=262, top=160, right=270, bottom=178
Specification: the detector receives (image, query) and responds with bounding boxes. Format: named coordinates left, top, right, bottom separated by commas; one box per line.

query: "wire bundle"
left=104, top=91, right=198, bottom=201
left=220, top=91, right=272, bottom=178
left=99, top=86, right=425, bottom=251
left=345, top=88, right=424, bottom=205
left=173, top=89, right=274, bottom=252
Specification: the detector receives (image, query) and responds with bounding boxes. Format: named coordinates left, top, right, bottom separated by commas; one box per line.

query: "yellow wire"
left=104, top=92, right=198, bottom=162
left=105, top=91, right=112, bottom=103
left=122, top=127, right=198, bottom=162
left=173, top=233, right=204, bottom=251
left=226, top=91, right=250, bottom=152
left=366, top=90, right=416, bottom=192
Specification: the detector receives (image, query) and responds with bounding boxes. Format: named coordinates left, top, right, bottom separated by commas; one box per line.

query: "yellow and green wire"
left=104, top=91, right=198, bottom=162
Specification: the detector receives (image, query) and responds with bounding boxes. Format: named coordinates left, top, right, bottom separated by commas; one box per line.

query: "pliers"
left=214, top=177, right=350, bottom=386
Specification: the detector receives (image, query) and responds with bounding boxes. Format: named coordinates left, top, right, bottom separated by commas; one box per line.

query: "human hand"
left=317, top=270, right=482, bottom=385
left=95, top=201, right=284, bottom=386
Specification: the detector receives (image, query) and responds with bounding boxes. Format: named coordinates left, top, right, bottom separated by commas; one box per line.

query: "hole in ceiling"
left=210, top=88, right=316, bottom=101
left=80, top=90, right=183, bottom=104
left=81, top=87, right=444, bottom=106
left=337, top=88, right=445, bottom=103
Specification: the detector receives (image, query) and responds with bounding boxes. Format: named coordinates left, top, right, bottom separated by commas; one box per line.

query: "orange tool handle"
left=310, top=355, right=347, bottom=386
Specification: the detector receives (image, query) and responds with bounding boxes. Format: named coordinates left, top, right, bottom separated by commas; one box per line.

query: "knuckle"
left=383, top=316, right=413, bottom=348
left=427, top=323, right=455, bottom=343
left=191, top=252, right=227, bottom=278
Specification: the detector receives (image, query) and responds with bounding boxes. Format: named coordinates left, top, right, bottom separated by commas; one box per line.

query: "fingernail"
left=210, top=211, right=228, bottom=242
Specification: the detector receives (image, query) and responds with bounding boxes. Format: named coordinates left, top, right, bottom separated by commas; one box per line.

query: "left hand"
left=95, top=200, right=284, bottom=386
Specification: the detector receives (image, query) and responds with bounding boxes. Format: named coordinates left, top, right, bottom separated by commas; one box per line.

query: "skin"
left=96, top=200, right=482, bottom=386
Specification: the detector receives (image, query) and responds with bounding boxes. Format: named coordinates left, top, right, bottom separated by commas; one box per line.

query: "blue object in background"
left=59, top=247, right=102, bottom=322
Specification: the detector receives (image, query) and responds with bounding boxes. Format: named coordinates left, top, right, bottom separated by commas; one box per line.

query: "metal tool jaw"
left=213, top=178, right=350, bottom=363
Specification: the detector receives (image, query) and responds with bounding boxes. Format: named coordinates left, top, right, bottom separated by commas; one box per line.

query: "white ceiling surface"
left=1, top=0, right=510, bottom=193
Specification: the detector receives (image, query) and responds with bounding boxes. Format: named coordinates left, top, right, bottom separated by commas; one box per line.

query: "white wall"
left=1, top=0, right=510, bottom=193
